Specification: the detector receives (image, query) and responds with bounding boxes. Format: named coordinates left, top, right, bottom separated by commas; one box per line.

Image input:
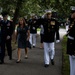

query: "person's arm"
left=27, top=29, right=30, bottom=41
left=6, top=21, right=14, bottom=40
left=10, top=21, right=14, bottom=36
left=15, top=25, right=18, bottom=43
left=55, top=20, right=60, bottom=43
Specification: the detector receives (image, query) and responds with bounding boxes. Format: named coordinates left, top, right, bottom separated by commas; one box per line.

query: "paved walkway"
left=0, top=28, right=66, bottom=75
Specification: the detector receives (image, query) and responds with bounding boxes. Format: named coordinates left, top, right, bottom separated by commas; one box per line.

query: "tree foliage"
left=0, top=0, right=75, bottom=23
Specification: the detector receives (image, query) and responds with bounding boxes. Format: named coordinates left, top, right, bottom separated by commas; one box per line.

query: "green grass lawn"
left=62, top=35, right=70, bottom=75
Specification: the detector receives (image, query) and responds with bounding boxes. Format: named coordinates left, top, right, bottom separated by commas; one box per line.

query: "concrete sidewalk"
left=0, top=28, right=66, bottom=75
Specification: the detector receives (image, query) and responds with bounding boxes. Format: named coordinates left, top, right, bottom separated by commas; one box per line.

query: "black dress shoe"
left=0, top=60, right=4, bottom=64
left=51, top=59, right=54, bottom=65
left=44, top=64, right=49, bottom=68
left=0, top=62, right=4, bottom=64
left=33, top=46, right=35, bottom=48
left=25, top=56, right=28, bottom=59
left=9, top=56, right=12, bottom=60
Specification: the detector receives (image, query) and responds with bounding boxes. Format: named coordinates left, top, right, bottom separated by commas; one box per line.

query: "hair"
left=44, top=12, right=52, bottom=18
left=18, top=17, right=26, bottom=27
left=1, top=11, right=8, bottom=17
left=71, top=10, right=75, bottom=14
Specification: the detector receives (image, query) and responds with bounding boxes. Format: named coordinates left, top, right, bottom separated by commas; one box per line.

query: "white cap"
left=30, top=13, right=35, bottom=17
left=70, top=6, right=75, bottom=10
left=45, top=10, right=52, bottom=14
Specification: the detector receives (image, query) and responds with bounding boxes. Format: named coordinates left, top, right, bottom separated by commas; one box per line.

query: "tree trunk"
left=12, top=0, right=24, bottom=43
left=13, top=0, right=23, bottom=30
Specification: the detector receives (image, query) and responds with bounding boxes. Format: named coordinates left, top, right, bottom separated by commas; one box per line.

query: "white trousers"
left=29, top=33, right=36, bottom=46
left=66, top=26, right=69, bottom=32
left=69, top=55, right=75, bottom=75
left=44, top=42, right=55, bottom=64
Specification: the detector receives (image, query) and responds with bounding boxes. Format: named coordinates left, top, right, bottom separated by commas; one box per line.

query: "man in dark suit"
left=0, top=12, right=13, bottom=64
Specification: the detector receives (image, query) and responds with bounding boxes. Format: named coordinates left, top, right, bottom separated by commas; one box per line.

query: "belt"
left=68, top=35, right=74, bottom=40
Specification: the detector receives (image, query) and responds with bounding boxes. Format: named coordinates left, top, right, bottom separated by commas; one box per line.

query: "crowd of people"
left=0, top=7, right=75, bottom=75
left=0, top=10, right=60, bottom=67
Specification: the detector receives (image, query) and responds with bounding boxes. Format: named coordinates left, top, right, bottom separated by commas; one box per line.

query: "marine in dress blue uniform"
left=0, top=12, right=13, bottom=64
left=0, top=30, right=1, bottom=61
left=38, top=11, right=60, bottom=67
left=28, top=14, right=38, bottom=48
left=67, top=6, right=75, bottom=75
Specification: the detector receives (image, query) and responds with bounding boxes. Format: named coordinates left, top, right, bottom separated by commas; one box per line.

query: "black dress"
left=17, top=26, right=29, bottom=48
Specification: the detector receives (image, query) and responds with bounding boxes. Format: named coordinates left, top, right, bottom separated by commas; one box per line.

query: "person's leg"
left=6, top=39, right=12, bottom=60
left=69, top=55, right=73, bottom=75
left=0, top=39, right=6, bottom=64
left=44, top=42, right=50, bottom=67
left=29, top=34, right=33, bottom=46
left=40, top=34, right=43, bottom=48
left=72, top=55, right=75, bottom=75
left=69, top=55, right=75, bottom=75
left=50, top=42, right=55, bottom=59
left=33, top=34, right=36, bottom=47
left=40, top=43, right=43, bottom=48
left=16, top=48, right=21, bottom=63
left=66, top=26, right=69, bottom=32
left=25, top=48, right=28, bottom=59
left=49, top=42, right=55, bottom=65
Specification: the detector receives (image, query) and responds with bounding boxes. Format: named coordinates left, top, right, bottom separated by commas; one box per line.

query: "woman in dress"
left=15, top=17, right=30, bottom=63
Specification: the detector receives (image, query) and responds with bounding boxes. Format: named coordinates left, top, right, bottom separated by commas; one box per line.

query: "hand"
left=6, top=36, right=10, bottom=40
left=56, top=40, right=60, bottom=43
left=27, top=37, right=30, bottom=41
left=72, top=55, right=75, bottom=59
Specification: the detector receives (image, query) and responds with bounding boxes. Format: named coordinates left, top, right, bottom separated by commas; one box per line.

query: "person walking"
left=15, top=17, right=30, bottom=63
left=66, top=6, right=75, bottom=75
left=28, top=14, right=38, bottom=48
left=39, top=11, right=60, bottom=67
left=0, top=12, right=13, bottom=64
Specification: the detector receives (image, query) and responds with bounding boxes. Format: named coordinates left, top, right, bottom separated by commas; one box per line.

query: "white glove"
left=72, top=55, right=75, bottom=59
left=6, top=36, right=10, bottom=40
left=56, top=40, right=60, bottom=43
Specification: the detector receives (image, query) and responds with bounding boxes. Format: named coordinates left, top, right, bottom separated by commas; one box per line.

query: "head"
left=45, top=11, right=52, bottom=19
left=19, top=17, right=26, bottom=27
left=31, top=14, right=36, bottom=19
left=66, top=18, right=69, bottom=21
left=2, top=12, right=8, bottom=21
left=71, top=11, right=75, bottom=19
left=71, top=6, right=75, bottom=19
